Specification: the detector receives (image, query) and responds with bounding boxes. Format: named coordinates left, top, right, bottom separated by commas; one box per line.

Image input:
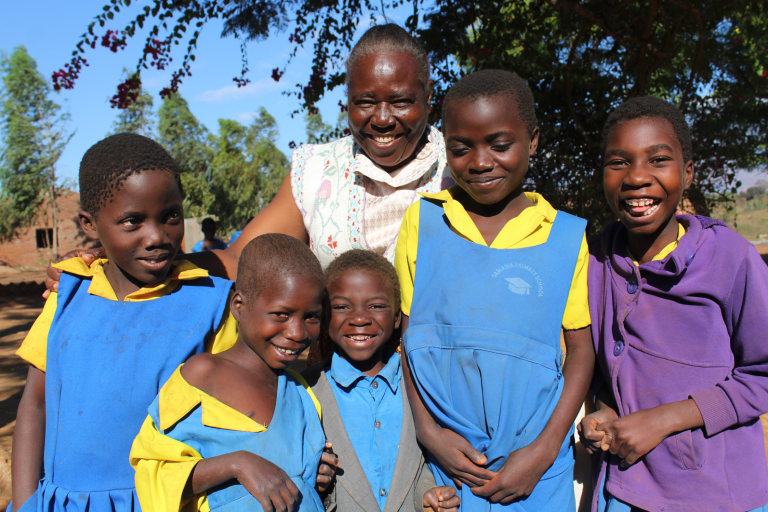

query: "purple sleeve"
left=691, top=246, right=768, bottom=436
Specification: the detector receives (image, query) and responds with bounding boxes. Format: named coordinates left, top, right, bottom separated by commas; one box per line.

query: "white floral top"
left=290, top=125, right=453, bottom=268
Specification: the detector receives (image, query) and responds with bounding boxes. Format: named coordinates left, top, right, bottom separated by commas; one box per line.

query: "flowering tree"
left=56, top=0, right=768, bottom=229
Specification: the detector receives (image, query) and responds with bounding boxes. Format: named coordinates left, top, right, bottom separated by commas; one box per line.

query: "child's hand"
left=232, top=452, right=300, bottom=512
left=596, top=404, right=682, bottom=467
left=316, top=441, right=340, bottom=493
left=422, top=486, right=460, bottom=512
left=577, top=406, right=619, bottom=455
left=422, top=427, right=496, bottom=489
left=471, top=442, right=555, bottom=504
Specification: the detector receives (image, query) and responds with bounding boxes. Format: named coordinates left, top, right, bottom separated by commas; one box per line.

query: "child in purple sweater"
left=579, top=96, right=768, bottom=512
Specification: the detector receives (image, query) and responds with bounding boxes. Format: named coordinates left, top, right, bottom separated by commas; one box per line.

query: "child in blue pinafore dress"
left=11, top=134, right=237, bottom=512
left=394, top=70, right=595, bottom=511
left=131, top=234, right=328, bottom=512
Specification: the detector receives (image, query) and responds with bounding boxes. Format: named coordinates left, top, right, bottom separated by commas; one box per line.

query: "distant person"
left=192, top=218, right=228, bottom=252
left=11, top=133, right=237, bottom=512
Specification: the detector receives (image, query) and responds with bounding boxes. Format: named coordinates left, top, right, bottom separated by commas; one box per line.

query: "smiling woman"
left=182, top=23, right=453, bottom=276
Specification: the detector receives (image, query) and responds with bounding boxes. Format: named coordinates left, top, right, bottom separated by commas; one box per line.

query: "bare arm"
left=12, top=367, right=46, bottom=512
left=185, top=451, right=300, bottom=512
left=401, top=316, right=495, bottom=488
left=185, top=175, right=308, bottom=280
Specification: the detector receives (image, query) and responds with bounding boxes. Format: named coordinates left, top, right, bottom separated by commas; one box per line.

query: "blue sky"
left=2, top=2, right=764, bottom=192
left=1, top=1, right=407, bottom=189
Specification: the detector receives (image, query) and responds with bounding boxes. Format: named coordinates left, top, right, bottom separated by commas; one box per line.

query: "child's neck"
left=457, top=186, right=534, bottom=246
left=626, top=215, right=680, bottom=265
left=103, top=260, right=155, bottom=301
left=340, top=348, right=388, bottom=378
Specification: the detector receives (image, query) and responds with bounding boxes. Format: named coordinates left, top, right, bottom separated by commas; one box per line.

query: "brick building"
left=0, top=190, right=94, bottom=268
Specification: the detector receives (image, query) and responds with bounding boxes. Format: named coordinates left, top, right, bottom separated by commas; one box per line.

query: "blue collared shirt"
left=329, top=351, right=404, bottom=510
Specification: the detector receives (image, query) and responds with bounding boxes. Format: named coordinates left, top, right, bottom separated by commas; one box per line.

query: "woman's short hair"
left=346, top=23, right=432, bottom=95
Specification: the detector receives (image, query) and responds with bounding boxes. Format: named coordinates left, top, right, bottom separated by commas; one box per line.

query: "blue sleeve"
left=191, top=241, right=204, bottom=253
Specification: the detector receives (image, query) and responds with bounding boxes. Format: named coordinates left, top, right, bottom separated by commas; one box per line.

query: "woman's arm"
left=186, top=175, right=308, bottom=280
left=12, top=367, right=46, bottom=512
left=401, top=316, right=495, bottom=488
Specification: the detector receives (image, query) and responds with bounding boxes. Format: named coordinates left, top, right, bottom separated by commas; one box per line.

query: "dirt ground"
left=0, top=245, right=765, bottom=509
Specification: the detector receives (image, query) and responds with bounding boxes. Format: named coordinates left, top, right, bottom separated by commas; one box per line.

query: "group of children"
left=9, top=66, right=768, bottom=512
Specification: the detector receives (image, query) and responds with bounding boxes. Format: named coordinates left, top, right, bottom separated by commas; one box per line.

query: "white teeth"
left=374, top=136, right=395, bottom=143
left=276, top=347, right=298, bottom=356
left=641, top=204, right=659, bottom=216
left=348, top=335, right=372, bottom=341
left=624, top=198, right=657, bottom=206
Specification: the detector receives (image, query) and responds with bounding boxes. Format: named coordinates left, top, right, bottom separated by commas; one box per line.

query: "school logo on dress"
left=505, top=277, right=532, bottom=295
left=491, top=262, right=544, bottom=297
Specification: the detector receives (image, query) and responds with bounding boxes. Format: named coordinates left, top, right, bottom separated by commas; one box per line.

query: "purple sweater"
left=588, top=215, right=768, bottom=512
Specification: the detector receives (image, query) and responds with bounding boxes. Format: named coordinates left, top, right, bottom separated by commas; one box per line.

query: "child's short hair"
left=601, top=97, right=693, bottom=163
left=201, top=218, right=217, bottom=230
left=237, top=234, right=324, bottom=300
left=79, top=133, right=181, bottom=216
left=325, top=250, right=401, bottom=312
left=442, top=69, right=538, bottom=137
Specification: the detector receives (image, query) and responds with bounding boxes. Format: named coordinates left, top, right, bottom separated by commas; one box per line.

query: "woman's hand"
left=316, top=442, right=340, bottom=493
left=577, top=406, right=619, bottom=455
left=420, top=426, right=495, bottom=489
left=471, top=441, right=555, bottom=505
left=43, top=248, right=104, bottom=297
left=596, top=399, right=704, bottom=467
left=422, top=486, right=460, bottom=512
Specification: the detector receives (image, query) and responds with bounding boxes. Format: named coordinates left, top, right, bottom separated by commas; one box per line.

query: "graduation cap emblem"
left=506, top=277, right=532, bottom=295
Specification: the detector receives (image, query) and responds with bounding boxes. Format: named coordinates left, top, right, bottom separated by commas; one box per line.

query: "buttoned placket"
left=609, top=260, right=643, bottom=417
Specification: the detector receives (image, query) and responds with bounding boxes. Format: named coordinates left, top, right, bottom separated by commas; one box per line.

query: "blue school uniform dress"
left=404, top=199, right=585, bottom=512
left=130, top=367, right=325, bottom=512
left=16, top=259, right=233, bottom=512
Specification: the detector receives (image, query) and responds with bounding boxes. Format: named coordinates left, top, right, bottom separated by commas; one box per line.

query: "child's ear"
left=683, top=159, right=694, bottom=191
left=230, top=290, right=245, bottom=322
left=394, top=309, right=402, bottom=331
left=78, top=211, right=99, bottom=242
left=529, top=126, right=540, bottom=156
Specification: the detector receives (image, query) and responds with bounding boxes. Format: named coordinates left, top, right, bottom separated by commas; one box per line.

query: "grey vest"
left=303, top=360, right=435, bottom=512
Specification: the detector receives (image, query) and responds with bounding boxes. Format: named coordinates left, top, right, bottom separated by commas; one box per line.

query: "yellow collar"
left=52, top=258, right=209, bottom=301
left=158, top=366, right=268, bottom=433
left=418, top=187, right=557, bottom=248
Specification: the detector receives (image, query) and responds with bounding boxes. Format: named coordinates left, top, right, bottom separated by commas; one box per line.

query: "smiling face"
left=232, top=274, right=324, bottom=371
left=347, top=51, right=432, bottom=172
left=79, top=170, right=184, bottom=293
left=603, top=117, right=694, bottom=238
left=444, top=95, right=539, bottom=207
left=327, top=269, right=401, bottom=376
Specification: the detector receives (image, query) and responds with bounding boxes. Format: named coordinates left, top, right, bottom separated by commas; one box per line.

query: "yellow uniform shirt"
left=16, top=258, right=239, bottom=371
left=395, top=189, right=591, bottom=330
left=628, top=222, right=686, bottom=266
left=130, top=366, right=321, bottom=512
